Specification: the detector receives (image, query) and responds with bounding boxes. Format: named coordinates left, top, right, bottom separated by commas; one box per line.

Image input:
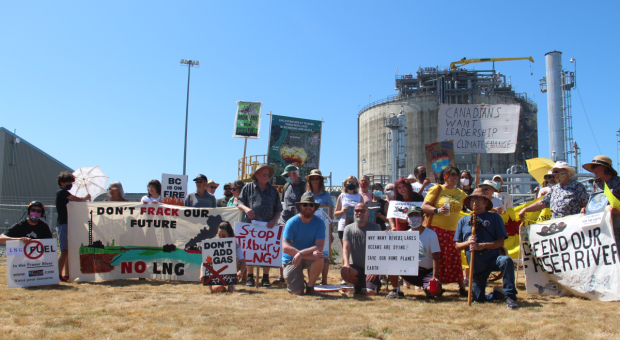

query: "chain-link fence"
left=0, top=204, right=57, bottom=257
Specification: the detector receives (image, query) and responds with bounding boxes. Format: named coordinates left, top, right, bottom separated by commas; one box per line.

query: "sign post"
left=233, top=101, right=263, bottom=180
left=161, top=174, right=188, bottom=206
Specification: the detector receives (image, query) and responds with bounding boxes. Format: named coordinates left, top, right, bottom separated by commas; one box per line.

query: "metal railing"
left=238, top=155, right=267, bottom=182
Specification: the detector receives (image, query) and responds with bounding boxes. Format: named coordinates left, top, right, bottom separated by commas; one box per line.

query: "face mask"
left=346, top=183, right=356, bottom=191
left=408, top=215, right=423, bottom=228
left=385, top=190, right=394, bottom=198
left=285, top=177, right=293, bottom=184
left=554, top=172, right=566, bottom=182
left=419, top=172, right=427, bottom=181
left=29, top=211, right=41, bottom=221
left=65, top=184, right=73, bottom=190
left=460, top=178, right=470, bottom=186
left=374, top=190, right=383, bottom=197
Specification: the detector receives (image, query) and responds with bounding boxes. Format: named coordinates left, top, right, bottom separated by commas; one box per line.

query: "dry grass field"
left=0, top=257, right=619, bottom=340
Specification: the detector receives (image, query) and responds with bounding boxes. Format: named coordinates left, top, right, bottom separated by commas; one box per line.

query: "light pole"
left=180, top=59, right=200, bottom=175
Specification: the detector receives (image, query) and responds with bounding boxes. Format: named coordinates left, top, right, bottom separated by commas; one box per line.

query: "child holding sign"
left=199, top=222, right=246, bottom=293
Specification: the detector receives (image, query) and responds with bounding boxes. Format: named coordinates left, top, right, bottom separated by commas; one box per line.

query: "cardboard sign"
left=344, top=206, right=376, bottom=226
left=386, top=201, right=423, bottom=220
left=437, top=104, right=521, bottom=153
left=201, top=238, right=238, bottom=285
left=424, top=140, right=456, bottom=183
left=365, top=231, right=419, bottom=275
left=233, top=101, right=262, bottom=138
left=234, top=222, right=283, bottom=267
left=314, top=206, right=333, bottom=257
left=161, top=174, right=188, bottom=206
left=6, top=239, right=59, bottom=288
left=521, top=210, right=620, bottom=301
left=67, top=203, right=241, bottom=282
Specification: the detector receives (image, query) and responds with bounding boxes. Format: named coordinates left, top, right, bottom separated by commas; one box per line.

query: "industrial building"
left=358, top=64, right=538, bottom=182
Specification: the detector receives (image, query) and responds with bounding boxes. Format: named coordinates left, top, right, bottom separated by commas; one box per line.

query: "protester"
left=359, top=175, right=373, bottom=203
left=305, top=169, right=334, bottom=285
left=492, top=175, right=513, bottom=209
left=411, top=166, right=435, bottom=198
left=199, top=221, right=247, bottom=293
left=335, top=176, right=362, bottom=271
left=217, top=182, right=233, bottom=207
left=367, top=183, right=388, bottom=231
left=103, top=181, right=128, bottom=202
left=454, top=188, right=518, bottom=308
left=340, top=202, right=382, bottom=295
left=583, top=155, right=620, bottom=244
left=407, top=174, right=416, bottom=184
left=388, top=177, right=424, bottom=231
left=478, top=180, right=504, bottom=213
left=280, top=165, right=307, bottom=223
left=207, top=179, right=219, bottom=195
left=281, top=195, right=325, bottom=295
left=0, top=201, right=52, bottom=244
left=421, top=166, right=468, bottom=295
left=227, top=180, right=245, bottom=207
left=237, top=164, right=282, bottom=287
left=141, top=180, right=162, bottom=204
left=536, top=170, right=556, bottom=198
left=459, top=170, right=475, bottom=195
left=384, top=183, right=395, bottom=203
left=56, top=171, right=91, bottom=282
left=185, top=174, right=217, bottom=208
left=518, top=161, right=588, bottom=220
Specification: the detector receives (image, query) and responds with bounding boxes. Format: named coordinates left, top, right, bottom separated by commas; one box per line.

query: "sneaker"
left=261, top=278, right=271, bottom=288
left=459, top=287, right=468, bottom=297
left=424, top=288, right=435, bottom=300
left=385, top=290, right=402, bottom=299
left=305, top=286, right=316, bottom=295
left=398, top=291, right=405, bottom=298
left=58, top=276, right=68, bottom=283
left=506, top=297, right=518, bottom=309
left=246, top=276, right=255, bottom=287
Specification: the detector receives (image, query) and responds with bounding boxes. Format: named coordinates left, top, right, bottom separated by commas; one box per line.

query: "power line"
left=575, top=86, right=602, bottom=154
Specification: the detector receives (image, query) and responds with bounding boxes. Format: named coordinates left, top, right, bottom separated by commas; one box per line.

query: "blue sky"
left=2, top=1, right=619, bottom=197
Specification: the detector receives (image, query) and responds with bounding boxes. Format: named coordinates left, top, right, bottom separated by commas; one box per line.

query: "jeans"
left=471, top=255, right=517, bottom=302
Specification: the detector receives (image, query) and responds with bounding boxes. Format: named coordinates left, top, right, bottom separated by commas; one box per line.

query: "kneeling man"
left=454, top=189, right=518, bottom=308
left=340, top=203, right=382, bottom=295
left=282, top=194, right=325, bottom=295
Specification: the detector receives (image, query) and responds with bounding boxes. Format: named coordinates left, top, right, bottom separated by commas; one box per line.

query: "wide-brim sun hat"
left=407, top=174, right=415, bottom=180
left=463, top=188, right=494, bottom=212
left=305, top=169, right=326, bottom=181
left=295, top=194, right=320, bottom=211
left=207, top=179, right=219, bottom=187
left=582, top=155, right=617, bottom=177
left=551, top=161, right=576, bottom=178
left=478, top=180, right=499, bottom=192
left=251, top=164, right=275, bottom=181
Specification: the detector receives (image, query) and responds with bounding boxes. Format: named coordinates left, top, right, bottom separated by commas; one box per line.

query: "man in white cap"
left=478, top=180, right=504, bottom=212
left=519, top=161, right=588, bottom=220
left=492, top=175, right=513, bottom=209
left=583, top=155, right=620, bottom=247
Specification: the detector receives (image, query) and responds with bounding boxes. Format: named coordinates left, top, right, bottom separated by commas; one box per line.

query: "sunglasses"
left=354, top=209, right=367, bottom=213
left=551, top=171, right=564, bottom=174
left=30, top=208, right=42, bottom=213
left=195, top=181, right=204, bottom=184
left=231, top=188, right=239, bottom=191
left=224, top=187, right=231, bottom=190
left=449, top=172, right=459, bottom=177
left=310, top=177, right=321, bottom=181
left=210, top=186, right=217, bottom=189
left=300, top=203, right=315, bottom=207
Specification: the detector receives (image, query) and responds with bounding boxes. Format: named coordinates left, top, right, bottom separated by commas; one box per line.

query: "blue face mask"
left=374, top=190, right=383, bottom=197
left=285, top=177, right=293, bottom=184
left=65, top=184, right=73, bottom=190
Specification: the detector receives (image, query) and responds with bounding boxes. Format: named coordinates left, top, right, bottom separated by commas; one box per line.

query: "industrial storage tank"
left=358, top=66, right=538, bottom=183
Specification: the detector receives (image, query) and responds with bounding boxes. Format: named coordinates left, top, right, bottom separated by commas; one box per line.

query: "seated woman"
left=103, top=181, right=128, bottom=202
left=141, top=180, right=162, bottom=204
left=199, top=221, right=247, bottom=293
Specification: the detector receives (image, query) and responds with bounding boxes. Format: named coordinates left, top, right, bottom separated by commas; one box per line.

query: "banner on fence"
left=234, top=222, right=283, bottom=267
left=520, top=210, right=620, bottom=301
left=386, top=201, right=424, bottom=220
left=437, top=104, right=520, bottom=153
left=365, top=231, right=419, bottom=275
left=161, top=174, right=188, bottom=206
left=233, top=101, right=262, bottom=139
left=67, top=202, right=241, bottom=282
left=6, top=239, right=59, bottom=288
left=424, top=140, right=456, bottom=183
left=201, top=237, right=238, bottom=285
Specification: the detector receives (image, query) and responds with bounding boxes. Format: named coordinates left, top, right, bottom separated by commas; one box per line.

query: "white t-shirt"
left=493, top=192, right=512, bottom=209
left=409, top=227, right=441, bottom=269
left=141, top=196, right=161, bottom=203
left=491, top=197, right=504, bottom=209
left=411, top=182, right=436, bottom=198
left=337, top=193, right=362, bottom=231
left=537, top=186, right=551, bottom=199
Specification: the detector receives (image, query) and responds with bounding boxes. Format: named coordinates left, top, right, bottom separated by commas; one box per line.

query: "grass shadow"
left=231, top=288, right=266, bottom=295
left=82, top=279, right=201, bottom=288
left=24, top=284, right=78, bottom=291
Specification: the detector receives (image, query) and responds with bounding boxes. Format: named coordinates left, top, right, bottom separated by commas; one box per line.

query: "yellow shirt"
left=424, top=185, right=467, bottom=231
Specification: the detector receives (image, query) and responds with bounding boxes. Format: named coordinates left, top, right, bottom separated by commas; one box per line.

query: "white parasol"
left=69, top=166, right=109, bottom=199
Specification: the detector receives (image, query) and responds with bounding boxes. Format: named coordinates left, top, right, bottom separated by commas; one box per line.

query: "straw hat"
left=251, top=164, right=275, bottom=180
left=551, top=161, right=576, bottom=178
left=305, top=169, right=326, bottom=181
left=463, top=188, right=493, bottom=211
left=295, top=194, right=320, bottom=212
left=582, top=155, right=617, bottom=176
left=207, top=179, right=219, bottom=188
left=478, top=180, right=499, bottom=192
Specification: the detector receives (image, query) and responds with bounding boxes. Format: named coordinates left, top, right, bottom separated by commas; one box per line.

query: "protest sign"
left=234, top=222, right=283, bottom=267
left=386, top=201, right=423, bottom=220
left=161, top=174, right=188, bottom=206
left=316, top=206, right=333, bottom=257
left=424, top=141, right=455, bottom=183
left=267, top=115, right=322, bottom=186
left=6, top=239, right=59, bottom=288
left=233, top=101, right=262, bottom=138
left=67, top=203, right=241, bottom=282
left=365, top=231, right=419, bottom=275
left=521, top=210, right=620, bottom=301
left=345, top=206, right=375, bottom=226
left=201, top=238, right=238, bottom=285
left=437, top=104, right=520, bottom=153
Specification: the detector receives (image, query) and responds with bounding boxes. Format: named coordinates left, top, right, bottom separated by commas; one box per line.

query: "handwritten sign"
left=201, top=238, right=238, bottom=285
left=365, top=231, right=419, bottom=275
left=386, top=201, right=423, bottom=220
left=234, top=222, right=283, bottom=267
left=161, top=174, right=188, bottom=206
left=6, top=239, right=59, bottom=288
left=424, top=141, right=455, bottom=183
left=437, top=104, right=520, bottom=153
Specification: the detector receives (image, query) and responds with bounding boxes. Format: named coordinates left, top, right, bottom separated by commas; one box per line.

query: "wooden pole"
left=467, top=203, right=478, bottom=306
left=242, top=137, right=248, bottom=180
left=515, top=223, right=524, bottom=287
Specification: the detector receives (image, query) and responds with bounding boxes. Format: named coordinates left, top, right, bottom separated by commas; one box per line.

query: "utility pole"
left=180, top=59, right=200, bottom=175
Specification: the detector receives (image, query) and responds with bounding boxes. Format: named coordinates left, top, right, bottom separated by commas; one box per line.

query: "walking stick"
left=467, top=203, right=477, bottom=307
left=515, top=222, right=524, bottom=287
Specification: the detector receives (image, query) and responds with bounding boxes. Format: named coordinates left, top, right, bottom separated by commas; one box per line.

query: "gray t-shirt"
left=343, top=221, right=381, bottom=269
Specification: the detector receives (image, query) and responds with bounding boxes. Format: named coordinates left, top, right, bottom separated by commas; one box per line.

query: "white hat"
left=478, top=180, right=499, bottom=192
left=551, top=161, right=576, bottom=178
left=407, top=174, right=415, bottom=179
left=492, top=174, right=503, bottom=182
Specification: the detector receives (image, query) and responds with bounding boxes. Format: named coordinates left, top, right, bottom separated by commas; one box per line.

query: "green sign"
left=233, top=101, right=262, bottom=139
left=267, top=115, right=322, bottom=185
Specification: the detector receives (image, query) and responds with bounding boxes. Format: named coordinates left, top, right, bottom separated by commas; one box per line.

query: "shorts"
left=283, top=259, right=315, bottom=293
left=338, top=231, right=344, bottom=240
left=350, top=264, right=381, bottom=293
left=402, top=267, right=434, bottom=289
left=56, top=224, right=68, bottom=250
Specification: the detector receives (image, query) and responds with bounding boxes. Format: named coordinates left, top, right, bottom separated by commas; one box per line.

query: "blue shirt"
left=454, top=212, right=507, bottom=274
left=306, top=190, right=334, bottom=208
left=282, top=214, right=325, bottom=263
left=184, top=191, right=217, bottom=208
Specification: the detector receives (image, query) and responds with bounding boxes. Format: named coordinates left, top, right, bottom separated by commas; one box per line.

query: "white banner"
left=234, top=222, right=283, bottom=267
left=365, top=231, right=419, bottom=275
left=161, top=174, right=188, bottom=206
left=6, top=239, right=60, bottom=288
left=386, top=201, right=423, bottom=220
left=201, top=238, right=238, bottom=285
left=67, top=202, right=241, bottom=282
left=521, top=210, right=620, bottom=301
left=437, top=104, right=520, bottom=153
